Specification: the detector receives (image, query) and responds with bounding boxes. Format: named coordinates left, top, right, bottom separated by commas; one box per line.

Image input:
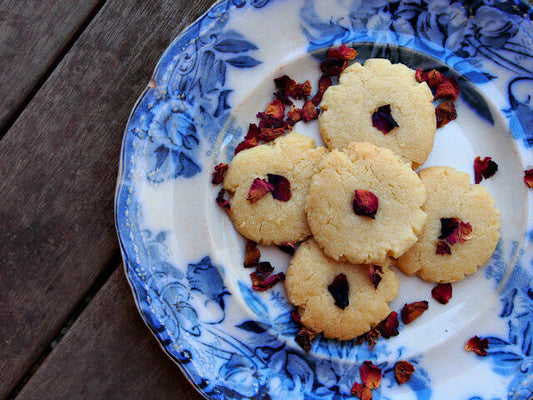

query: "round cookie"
left=223, top=132, right=326, bottom=245
left=319, top=58, right=436, bottom=168
left=397, top=166, right=500, bottom=283
left=306, top=142, right=427, bottom=265
left=286, top=238, right=399, bottom=340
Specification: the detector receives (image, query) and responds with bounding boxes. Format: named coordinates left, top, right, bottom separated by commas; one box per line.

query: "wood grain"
left=0, top=0, right=214, bottom=397
left=15, top=269, right=204, bottom=400
left=0, top=0, right=103, bottom=133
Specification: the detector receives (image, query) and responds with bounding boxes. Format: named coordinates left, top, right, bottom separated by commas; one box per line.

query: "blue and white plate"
left=115, top=1, right=533, bottom=399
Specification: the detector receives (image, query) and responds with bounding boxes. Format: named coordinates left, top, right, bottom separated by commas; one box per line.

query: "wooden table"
left=0, top=1, right=214, bottom=398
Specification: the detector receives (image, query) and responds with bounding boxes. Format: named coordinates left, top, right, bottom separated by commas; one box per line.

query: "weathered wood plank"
left=15, top=269, right=204, bottom=400
left=0, top=0, right=214, bottom=397
left=0, top=0, right=103, bottom=133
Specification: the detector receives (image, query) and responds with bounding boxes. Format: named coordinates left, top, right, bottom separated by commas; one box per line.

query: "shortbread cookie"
left=319, top=58, right=436, bottom=168
left=397, top=166, right=500, bottom=283
left=223, top=133, right=326, bottom=245
left=286, top=238, right=399, bottom=340
left=306, top=142, right=427, bottom=265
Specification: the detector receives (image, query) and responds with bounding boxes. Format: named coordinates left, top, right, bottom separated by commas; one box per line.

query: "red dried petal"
left=278, top=241, right=296, bottom=255
left=439, top=217, right=460, bottom=240
left=356, top=327, right=381, bottom=350
left=435, top=100, right=457, bottom=128
left=415, top=68, right=424, bottom=83
left=465, top=336, right=489, bottom=356
left=447, top=221, right=473, bottom=245
left=320, top=57, right=347, bottom=76
left=425, top=70, right=447, bottom=88
left=252, top=271, right=285, bottom=291
left=258, top=126, right=286, bottom=142
left=288, top=80, right=312, bottom=100
left=395, top=361, right=415, bottom=384
left=211, top=163, right=229, bottom=184
left=353, top=189, right=379, bottom=219
left=295, top=326, right=315, bottom=353
left=291, top=309, right=301, bottom=324
left=244, top=240, right=261, bottom=268
left=267, top=174, right=291, bottom=201
left=235, top=136, right=258, bottom=154
left=360, top=361, right=382, bottom=389
left=369, top=265, right=383, bottom=289
left=401, top=301, right=429, bottom=324
left=431, top=283, right=453, bottom=305
left=245, top=123, right=261, bottom=140
left=436, top=240, right=452, bottom=255
left=286, top=106, right=302, bottom=125
left=474, top=156, right=498, bottom=184
left=274, top=75, right=295, bottom=91
left=312, top=74, right=333, bottom=106
left=264, top=98, right=285, bottom=121
left=351, top=382, right=373, bottom=400
left=247, top=177, right=274, bottom=203
left=435, top=75, right=460, bottom=101
left=376, top=311, right=400, bottom=338
left=216, top=189, right=231, bottom=212
left=372, top=104, right=398, bottom=134
left=301, top=100, right=319, bottom=122
left=328, top=273, right=349, bottom=310
left=525, top=169, right=533, bottom=188
left=327, top=44, right=358, bottom=60
left=250, top=261, right=275, bottom=284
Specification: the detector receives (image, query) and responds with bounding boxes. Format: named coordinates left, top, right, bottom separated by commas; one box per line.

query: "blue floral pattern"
left=115, top=0, right=533, bottom=399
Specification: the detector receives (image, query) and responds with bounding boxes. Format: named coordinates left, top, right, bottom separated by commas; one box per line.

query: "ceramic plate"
left=115, top=1, right=533, bottom=399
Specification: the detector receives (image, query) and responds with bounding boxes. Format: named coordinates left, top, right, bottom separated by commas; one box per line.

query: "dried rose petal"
left=290, top=309, right=301, bottom=324
left=301, top=100, right=319, bottom=122
left=369, top=265, right=383, bottom=289
left=435, top=75, right=460, bottom=101
left=216, top=189, right=231, bottom=212
left=278, top=241, right=296, bottom=255
left=353, top=189, right=379, bottom=219
left=436, top=240, right=452, bottom=255
left=439, top=217, right=460, bottom=240
left=244, top=240, right=261, bottom=268
left=295, top=326, right=315, bottom=353
left=312, top=74, right=333, bottom=106
left=360, top=361, right=382, bottom=389
left=415, top=68, right=424, bottom=83
left=415, top=69, right=447, bottom=88
left=356, top=327, right=381, bottom=350
left=274, top=75, right=295, bottom=91
left=376, top=311, right=399, bottom=338
left=435, top=100, right=457, bottom=128
left=351, top=382, right=372, bottom=400
left=431, top=283, right=453, bottom=305
left=267, top=174, right=291, bottom=201
left=372, top=104, right=399, bottom=134
left=258, top=126, right=286, bottom=142
left=211, top=163, right=228, bottom=184
left=525, top=169, right=533, bottom=188
left=320, top=57, right=347, bottom=76
left=328, top=273, right=349, bottom=310
left=401, top=301, right=429, bottom=324
left=286, top=106, right=302, bottom=125
left=474, top=156, right=498, bottom=184
left=465, top=336, right=489, bottom=356
left=447, top=221, right=473, bottom=245
left=327, top=44, right=358, bottom=60
left=263, top=98, right=286, bottom=120
left=288, top=80, right=312, bottom=100
left=234, top=136, right=258, bottom=154
left=247, top=177, right=274, bottom=203
left=395, top=361, right=415, bottom=384
left=252, top=271, right=285, bottom=291
left=252, top=261, right=275, bottom=281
